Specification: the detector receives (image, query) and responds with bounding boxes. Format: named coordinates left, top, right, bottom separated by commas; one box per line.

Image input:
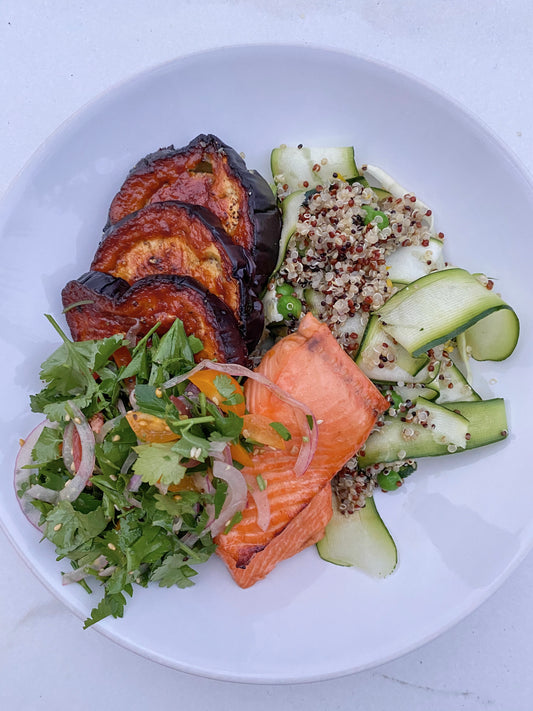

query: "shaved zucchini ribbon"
left=376, top=267, right=519, bottom=361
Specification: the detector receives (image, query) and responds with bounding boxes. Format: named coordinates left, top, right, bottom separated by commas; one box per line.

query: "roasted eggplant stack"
left=62, top=271, right=248, bottom=364
left=91, top=200, right=263, bottom=351
left=106, top=134, right=281, bottom=290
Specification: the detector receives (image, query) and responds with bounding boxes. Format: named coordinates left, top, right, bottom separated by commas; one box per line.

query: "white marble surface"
left=1, top=1, right=532, bottom=708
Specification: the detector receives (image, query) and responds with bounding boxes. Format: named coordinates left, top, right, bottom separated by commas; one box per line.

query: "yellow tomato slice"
left=229, top=442, right=254, bottom=468
left=168, top=477, right=201, bottom=493
left=241, top=413, right=287, bottom=450
left=188, top=370, right=245, bottom=416
left=125, top=411, right=180, bottom=443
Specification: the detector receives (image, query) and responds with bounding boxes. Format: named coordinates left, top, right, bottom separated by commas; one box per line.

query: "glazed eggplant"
left=62, top=271, right=248, bottom=364
left=106, top=134, right=281, bottom=289
left=91, top=200, right=263, bottom=350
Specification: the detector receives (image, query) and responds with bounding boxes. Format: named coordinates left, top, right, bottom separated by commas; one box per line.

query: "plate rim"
left=1, top=42, right=532, bottom=684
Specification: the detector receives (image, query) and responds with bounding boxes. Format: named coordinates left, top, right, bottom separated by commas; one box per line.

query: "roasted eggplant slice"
left=91, top=200, right=263, bottom=350
left=62, top=271, right=248, bottom=364
left=107, top=134, right=281, bottom=288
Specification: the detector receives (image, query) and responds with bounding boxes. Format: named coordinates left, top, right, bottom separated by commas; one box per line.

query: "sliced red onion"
left=155, top=481, right=169, bottom=495
left=172, top=517, right=183, bottom=534
left=99, top=565, right=117, bottom=578
left=193, top=472, right=215, bottom=494
left=169, top=395, right=191, bottom=417
left=62, top=420, right=75, bottom=474
left=208, top=440, right=231, bottom=463
left=180, top=531, right=199, bottom=547
left=124, top=318, right=142, bottom=347
left=126, top=472, right=142, bottom=491
left=163, top=360, right=318, bottom=476
left=26, top=484, right=59, bottom=504
left=182, top=459, right=201, bottom=469
left=95, top=414, right=124, bottom=444
left=116, top=398, right=127, bottom=416
left=208, top=459, right=248, bottom=538
left=183, top=383, right=201, bottom=398
left=191, top=473, right=217, bottom=535
left=91, top=554, right=109, bottom=572
left=245, top=474, right=271, bottom=532
left=129, top=389, right=138, bottom=410
left=14, top=420, right=51, bottom=530
left=122, top=451, right=138, bottom=477
left=62, top=567, right=92, bottom=585
left=61, top=554, right=109, bottom=585
left=58, top=402, right=95, bottom=503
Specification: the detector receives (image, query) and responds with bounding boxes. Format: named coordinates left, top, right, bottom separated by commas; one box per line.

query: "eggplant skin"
left=91, top=200, right=263, bottom=352
left=62, top=271, right=248, bottom=364
left=106, top=134, right=281, bottom=288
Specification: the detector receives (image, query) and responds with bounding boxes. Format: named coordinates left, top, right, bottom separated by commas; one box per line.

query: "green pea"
left=377, top=470, right=403, bottom=491
left=361, top=205, right=390, bottom=229
left=277, top=295, right=302, bottom=319
left=275, top=283, right=293, bottom=297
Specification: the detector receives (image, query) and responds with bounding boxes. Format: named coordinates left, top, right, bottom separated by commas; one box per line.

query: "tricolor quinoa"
left=265, top=174, right=438, bottom=355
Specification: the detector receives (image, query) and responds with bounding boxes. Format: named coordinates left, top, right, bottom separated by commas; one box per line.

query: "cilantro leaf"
left=125, top=526, right=173, bottom=570
left=154, top=490, right=203, bottom=517
left=150, top=554, right=198, bottom=588
left=133, top=384, right=168, bottom=417
left=132, top=443, right=187, bottom=486
left=213, top=374, right=244, bottom=407
left=45, top=501, right=109, bottom=556
left=31, top=425, right=63, bottom=463
left=83, top=591, right=128, bottom=628
left=206, top=403, right=243, bottom=440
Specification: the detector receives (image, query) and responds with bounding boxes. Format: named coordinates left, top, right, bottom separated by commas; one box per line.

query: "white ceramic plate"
left=0, top=45, right=532, bottom=683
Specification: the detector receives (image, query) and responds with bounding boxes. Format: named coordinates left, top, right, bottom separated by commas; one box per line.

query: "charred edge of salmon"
left=217, top=483, right=333, bottom=588
left=61, top=271, right=248, bottom=364
left=236, top=545, right=267, bottom=569
left=92, top=200, right=264, bottom=351
left=106, top=134, right=282, bottom=289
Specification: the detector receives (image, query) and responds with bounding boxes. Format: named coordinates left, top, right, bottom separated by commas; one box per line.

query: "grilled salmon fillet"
left=215, top=313, right=389, bottom=587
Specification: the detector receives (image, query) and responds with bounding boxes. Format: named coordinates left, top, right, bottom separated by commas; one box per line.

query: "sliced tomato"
left=113, top=346, right=135, bottom=390
left=125, top=411, right=180, bottom=443
left=241, top=413, right=287, bottom=450
left=72, top=427, right=82, bottom=471
left=168, top=477, right=201, bottom=493
left=188, top=370, right=245, bottom=416
left=112, top=346, right=133, bottom=368
left=230, top=442, right=254, bottom=467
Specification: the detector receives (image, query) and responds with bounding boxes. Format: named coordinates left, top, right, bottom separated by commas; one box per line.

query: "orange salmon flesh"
left=215, top=312, right=389, bottom=588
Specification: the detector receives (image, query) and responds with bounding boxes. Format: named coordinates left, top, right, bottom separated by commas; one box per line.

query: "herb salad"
left=16, top=317, right=254, bottom=627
